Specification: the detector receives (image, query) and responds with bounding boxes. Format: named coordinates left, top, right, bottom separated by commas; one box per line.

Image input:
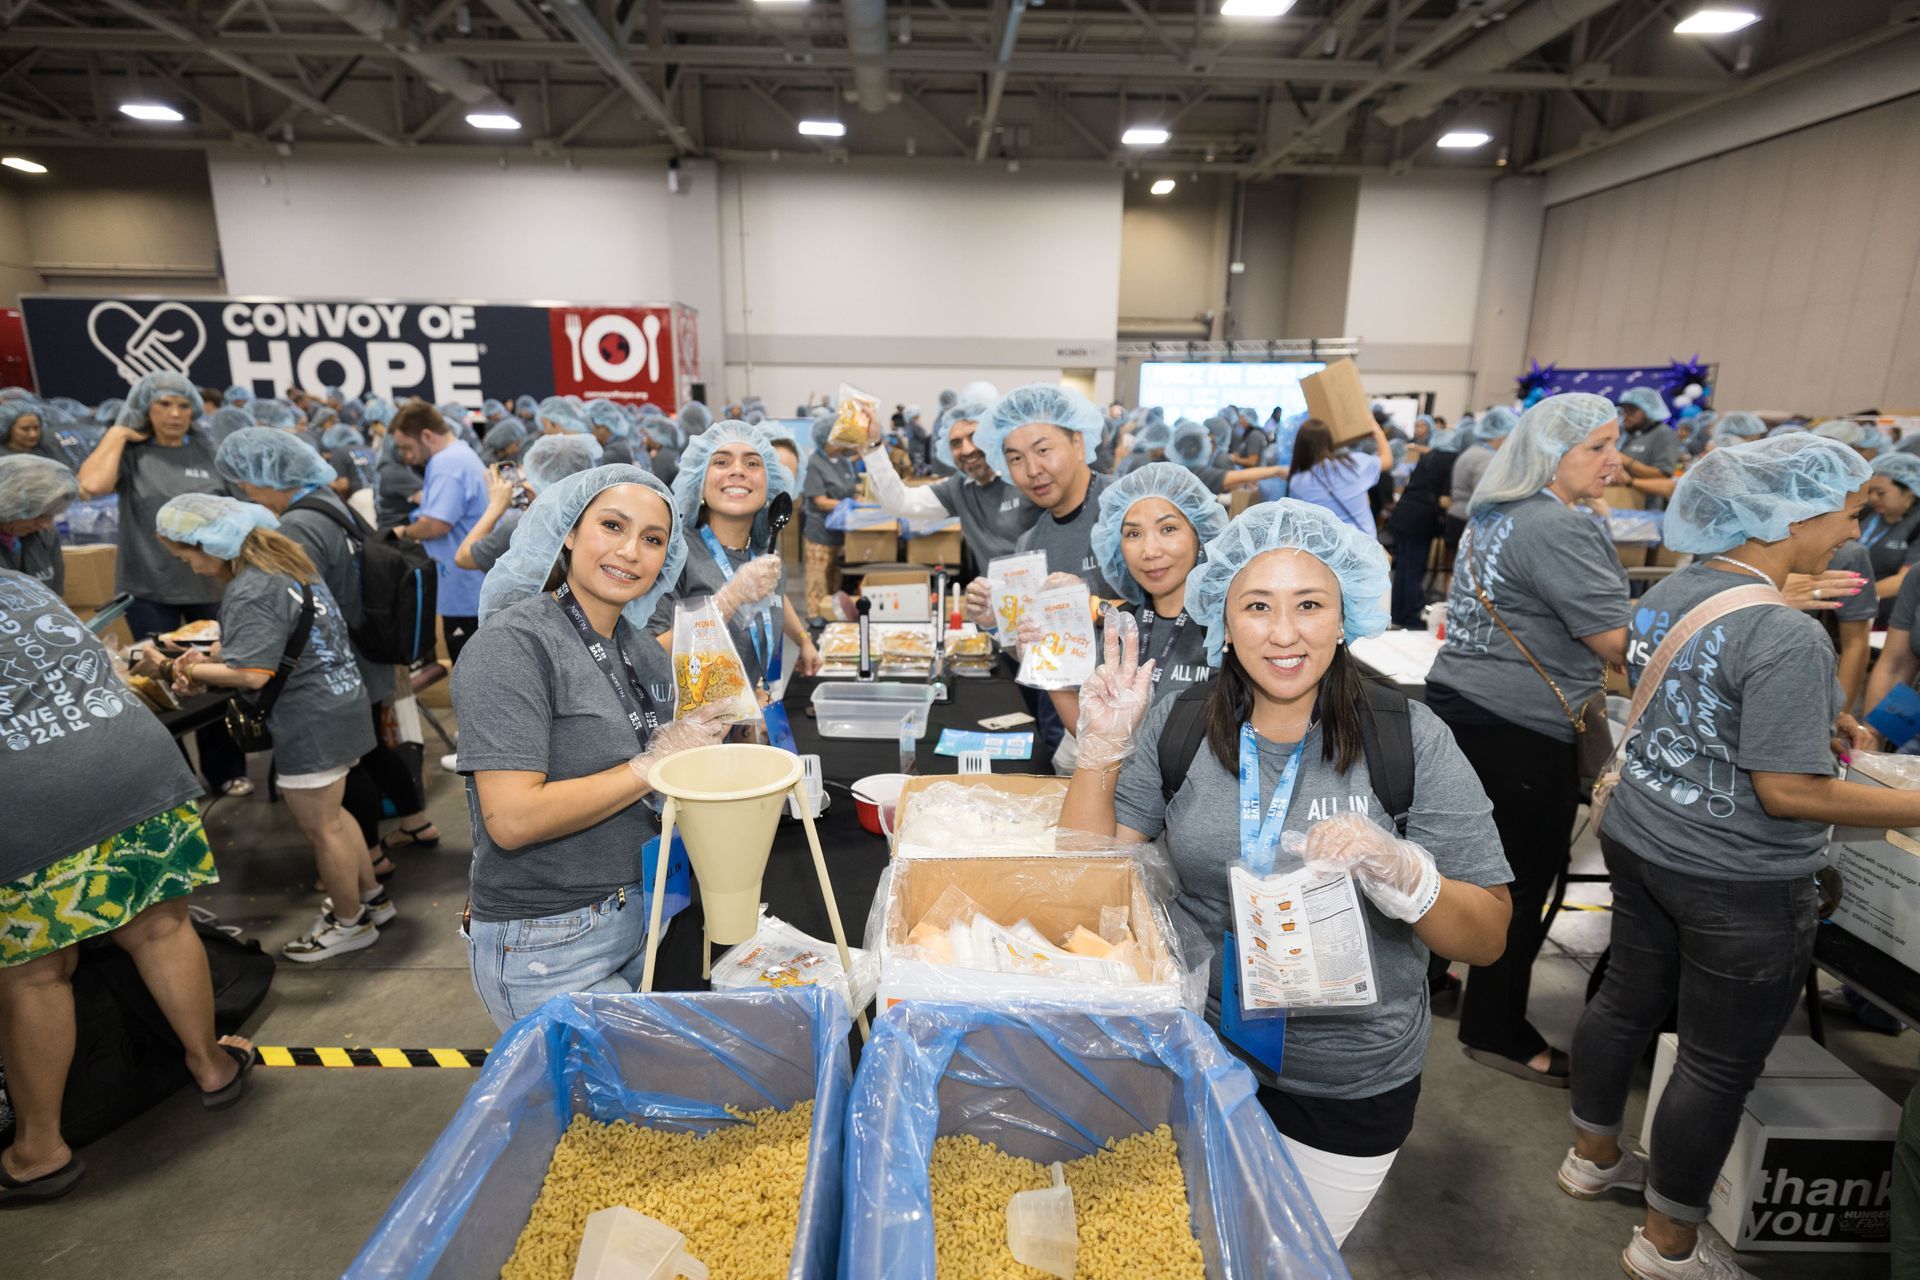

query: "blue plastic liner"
left=839, top=1002, right=1350, bottom=1280
left=346, top=988, right=852, bottom=1280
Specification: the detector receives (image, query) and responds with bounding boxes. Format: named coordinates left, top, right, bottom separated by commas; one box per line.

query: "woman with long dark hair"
left=1283, top=417, right=1395, bottom=535
left=1060, top=498, right=1511, bottom=1245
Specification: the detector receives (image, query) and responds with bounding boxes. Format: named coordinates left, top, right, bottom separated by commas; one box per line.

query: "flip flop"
left=0, top=1154, right=85, bottom=1203
left=201, top=1043, right=255, bottom=1112
left=381, top=822, right=440, bottom=852
left=1464, top=1045, right=1571, bottom=1088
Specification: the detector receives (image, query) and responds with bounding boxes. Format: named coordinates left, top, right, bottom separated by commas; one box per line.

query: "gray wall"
left=0, top=150, right=222, bottom=303
left=1284, top=178, right=1358, bottom=339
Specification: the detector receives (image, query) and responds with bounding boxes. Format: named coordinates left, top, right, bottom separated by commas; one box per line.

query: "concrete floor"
left=5, top=713, right=1914, bottom=1280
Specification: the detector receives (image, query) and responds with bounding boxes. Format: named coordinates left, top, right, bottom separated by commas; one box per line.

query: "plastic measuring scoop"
left=572, top=1206, right=709, bottom=1280
left=1005, top=1161, right=1078, bottom=1278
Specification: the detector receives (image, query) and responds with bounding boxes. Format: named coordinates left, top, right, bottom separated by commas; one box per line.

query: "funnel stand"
left=639, top=797, right=678, bottom=995
left=796, top=788, right=871, bottom=1041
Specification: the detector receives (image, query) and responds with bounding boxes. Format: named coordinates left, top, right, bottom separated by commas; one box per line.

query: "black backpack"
left=289, top=494, right=438, bottom=665
left=1156, top=677, right=1416, bottom=835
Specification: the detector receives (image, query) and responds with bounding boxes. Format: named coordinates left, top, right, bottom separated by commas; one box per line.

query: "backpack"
left=289, top=494, right=438, bottom=665
left=1156, top=676, right=1416, bottom=836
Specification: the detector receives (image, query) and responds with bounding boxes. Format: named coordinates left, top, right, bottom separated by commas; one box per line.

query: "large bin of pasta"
left=838, top=1002, right=1350, bottom=1280
left=347, top=989, right=850, bottom=1280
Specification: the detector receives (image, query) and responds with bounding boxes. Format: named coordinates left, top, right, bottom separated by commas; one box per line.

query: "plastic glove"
left=1286, top=813, right=1442, bottom=923
left=1074, top=608, right=1156, bottom=770
left=962, top=576, right=997, bottom=631
left=627, top=704, right=729, bottom=788
left=712, top=554, right=782, bottom=618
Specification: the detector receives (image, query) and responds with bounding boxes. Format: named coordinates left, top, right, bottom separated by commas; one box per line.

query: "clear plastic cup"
left=1005, top=1161, right=1078, bottom=1279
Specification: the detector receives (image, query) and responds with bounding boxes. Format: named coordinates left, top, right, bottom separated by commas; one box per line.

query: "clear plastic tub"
left=810, top=681, right=936, bottom=740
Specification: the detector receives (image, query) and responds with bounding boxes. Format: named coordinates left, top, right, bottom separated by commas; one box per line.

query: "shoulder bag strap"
left=251, top=583, right=315, bottom=718
left=1610, top=582, right=1787, bottom=762
left=1459, top=526, right=1588, bottom=731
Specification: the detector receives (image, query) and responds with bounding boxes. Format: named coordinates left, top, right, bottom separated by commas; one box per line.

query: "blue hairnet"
left=202, top=406, right=253, bottom=446
left=977, top=383, right=1101, bottom=478
left=48, top=397, right=86, bottom=417
left=522, top=433, right=605, bottom=490
left=1665, top=435, right=1871, bottom=555
left=1133, top=416, right=1175, bottom=452
left=1204, top=416, right=1230, bottom=451
left=478, top=465, right=684, bottom=631
left=1091, top=462, right=1229, bottom=605
left=255, top=398, right=301, bottom=429
left=669, top=420, right=797, bottom=530
left=645, top=412, right=686, bottom=451
left=0, top=453, right=79, bottom=522
left=932, top=400, right=993, bottom=469
left=0, top=400, right=41, bottom=438
left=809, top=410, right=835, bottom=452
left=1414, top=414, right=1435, bottom=432
left=340, top=400, right=365, bottom=426
left=514, top=394, right=538, bottom=417
left=959, top=380, right=1001, bottom=408
left=1188, top=499, right=1390, bottom=663
left=320, top=384, right=342, bottom=404
left=679, top=401, right=714, bottom=437
left=307, top=401, right=336, bottom=426
left=1475, top=406, right=1519, bottom=441
left=0, top=387, right=30, bottom=404
left=1768, top=423, right=1807, bottom=439
left=1711, top=411, right=1767, bottom=444
left=94, top=398, right=125, bottom=426
left=938, top=389, right=958, bottom=412
left=586, top=399, right=630, bottom=439
left=362, top=396, right=396, bottom=427
left=321, top=424, right=365, bottom=450
left=1813, top=419, right=1889, bottom=453
left=1617, top=387, right=1670, bottom=423
left=1870, top=451, right=1920, bottom=492
left=758, top=420, right=810, bottom=493
left=155, top=492, right=281, bottom=560
left=485, top=418, right=530, bottom=453
left=1427, top=427, right=1463, bottom=453
left=1170, top=418, right=1212, bottom=467
left=482, top=398, right=506, bottom=421
left=1468, top=393, right=1619, bottom=515
left=1896, top=433, right=1920, bottom=457
left=215, top=427, right=338, bottom=492
left=117, top=372, right=199, bottom=431
left=223, top=385, right=252, bottom=406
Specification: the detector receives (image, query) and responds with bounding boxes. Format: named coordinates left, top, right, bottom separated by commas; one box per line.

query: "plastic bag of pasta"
left=829, top=383, right=881, bottom=452
left=672, top=595, right=761, bottom=724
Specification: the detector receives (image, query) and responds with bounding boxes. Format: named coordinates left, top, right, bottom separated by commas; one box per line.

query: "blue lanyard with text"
left=1238, top=722, right=1307, bottom=876
left=1860, top=513, right=1889, bottom=548
left=699, top=524, right=772, bottom=674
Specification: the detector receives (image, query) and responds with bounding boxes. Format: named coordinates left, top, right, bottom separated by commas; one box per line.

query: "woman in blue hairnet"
left=1851, top=449, right=1920, bottom=623
left=453, top=466, right=727, bottom=1030
left=1168, top=418, right=1288, bottom=494
left=0, top=454, right=79, bottom=593
left=1446, top=406, right=1517, bottom=538
left=1615, top=387, right=1681, bottom=481
left=800, top=409, right=863, bottom=624
left=0, top=401, right=58, bottom=465
left=1386, top=424, right=1467, bottom=629
left=1426, top=392, right=1630, bottom=1088
left=77, top=372, right=250, bottom=796
left=455, top=433, right=603, bottom=573
left=1283, top=415, right=1396, bottom=536
left=586, top=399, right=642, bottom=467
left=1060, top=498, right=1512, bottom=1245
left=1565, top=435, right=1911, bottom=1280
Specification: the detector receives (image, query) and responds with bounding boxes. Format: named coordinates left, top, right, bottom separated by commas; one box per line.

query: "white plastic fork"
left=958, top=750, right=991, bottom=775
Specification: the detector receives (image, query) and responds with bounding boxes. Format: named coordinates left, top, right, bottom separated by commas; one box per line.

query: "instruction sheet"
left=1227, top=866, right=1378, bottom=1012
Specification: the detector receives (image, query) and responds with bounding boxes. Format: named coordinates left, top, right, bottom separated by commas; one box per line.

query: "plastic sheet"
left=711, top=911, right=880, bottom=1015
left=838, top=1003, right=1349, bottom=1280
left=889, top=779, right=1063, bottom=853
left=346, top=989, right=851, bottom=1280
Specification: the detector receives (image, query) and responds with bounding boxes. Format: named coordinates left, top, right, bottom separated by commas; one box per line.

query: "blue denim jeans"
left=467, top=885, right=664, bottom=1032
left=1571, top=836, right=1816, bottom=1222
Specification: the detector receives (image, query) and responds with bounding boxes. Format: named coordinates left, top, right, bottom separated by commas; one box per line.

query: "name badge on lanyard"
left=1219, top=722, right=1305, bottom=1072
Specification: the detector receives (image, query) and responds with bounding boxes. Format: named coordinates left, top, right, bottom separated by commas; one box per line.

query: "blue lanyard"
left=1860, top=513, right=1888, bottom=547
left=698, top=524, right=772, bottom=674
left=1237, top=723, right=1307, bottom=876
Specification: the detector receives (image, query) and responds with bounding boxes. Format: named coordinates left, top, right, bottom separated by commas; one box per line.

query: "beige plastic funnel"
left=647, top=743, right=801, bottom=945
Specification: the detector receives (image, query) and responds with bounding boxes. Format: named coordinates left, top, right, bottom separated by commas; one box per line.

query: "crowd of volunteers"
left=2, top=368, right=1916, bottom=1279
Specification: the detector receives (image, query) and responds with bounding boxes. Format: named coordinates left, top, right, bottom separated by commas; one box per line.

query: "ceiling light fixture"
left=1674, top=7, right=1760, bottom=34
left=798, top=119, right=847, bottom=137
left=1436, top=129, right=1492, bottom=149
left=1220, top=0, right=1296, bottom=16
left=465, top=111, right=521, bottom=130
left=118, top=102, right=185, bottom=123
left=1122, top=126, right=1170, bottom=146
left=1150, top=178, right=1176, bottom=195
left=1, top=157, right=48, bottom=174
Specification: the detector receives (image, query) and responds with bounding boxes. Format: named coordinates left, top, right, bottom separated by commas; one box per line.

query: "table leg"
left=796, top=783, right=870, bottom=1040
left=639, top=798, right=678, bottom=994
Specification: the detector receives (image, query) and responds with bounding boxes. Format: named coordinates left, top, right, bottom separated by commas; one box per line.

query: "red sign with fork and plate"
left=546, top=304, right=695, bottom=412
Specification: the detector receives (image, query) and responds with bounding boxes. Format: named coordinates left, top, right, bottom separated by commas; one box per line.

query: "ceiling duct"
left=306, top=0, right=499, bottom=107
left=1372, top=0, right=1620, bottom=128
left=841, top=0, right=891, bottom=113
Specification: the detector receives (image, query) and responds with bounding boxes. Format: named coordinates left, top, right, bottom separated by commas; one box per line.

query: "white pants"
left=1281, top=1135, right=1399, bottom=1248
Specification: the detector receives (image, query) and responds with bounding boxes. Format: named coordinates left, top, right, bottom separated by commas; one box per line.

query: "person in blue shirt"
left=387, top=399, right=489, bottom=669
left=1283, top=417, right=1395, bottom=536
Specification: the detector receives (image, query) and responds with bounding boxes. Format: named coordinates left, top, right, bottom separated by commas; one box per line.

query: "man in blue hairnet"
left=1616, top=387, right=1680, bottom=481
left=858, top=399, right=1041, bottom=573
left=388, top=400, right=489, bottom=685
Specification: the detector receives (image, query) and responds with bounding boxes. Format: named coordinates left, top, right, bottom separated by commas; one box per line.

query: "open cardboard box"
left=876, top=853, right=1181, bottom=1012
left=890, top=773, right=1068, bottom=856
left=1300, top=358, right=1375, bottom=445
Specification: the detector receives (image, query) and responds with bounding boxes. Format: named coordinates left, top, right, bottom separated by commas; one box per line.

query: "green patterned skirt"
left=0, top=803, right=219, bottom=967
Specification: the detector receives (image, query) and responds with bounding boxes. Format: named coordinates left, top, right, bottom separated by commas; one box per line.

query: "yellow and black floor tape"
left=251, top=1046, right=490, bottom=1069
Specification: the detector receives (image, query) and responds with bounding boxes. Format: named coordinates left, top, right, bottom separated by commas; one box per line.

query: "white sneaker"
left=1556, top=1144, right=1647, bottom=1199
left=1621, top=1226, right=1756, bottom=1280
left=323, top=889, right=396, bottom=929
left=282, top=909, right=379, bottom=963
left=439, top=752, right=459, bottom=773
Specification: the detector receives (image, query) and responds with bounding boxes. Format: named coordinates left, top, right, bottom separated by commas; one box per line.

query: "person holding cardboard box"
left=1284, top=417, right=1396, bottom=537
left=856, top=397, right=1041, bottom=572
left=1565, top=434, right=1918, bottom=1280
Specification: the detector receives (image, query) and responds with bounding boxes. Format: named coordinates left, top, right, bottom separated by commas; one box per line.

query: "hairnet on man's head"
left=224, top=385, right=253, bottom=407
left=1617, top=387, right=1671, bottom=423
left=0, top=454, right=79, bottom=522
left=118, top=372, right=200, bottom=430
left=587, top=399, right=631, bottom=439
left=1664, top=436, right=1871, bottom=555
left=976, top=384, right=1101, bottom=478
left=1170, top=418, right=1213, bottom=467
left=1092, top=462, right=1229, bottom=605
left=1475, top=406, right=1519, bottom=441
left=479, top=465, right=684, bottom=631
left=485, top=418, right=530, bottom=454
left=215, top=427, right=338, bottom=492
left=959, top=380, right=1001, bottom=408
left=1468, top=393, right=1618, bottom=515
left=1870, top=451, right=1920, bottom=493
left=758, top=420, right=810, bottom=492
left=155, top=492, right=280, bottom=560
left=933, top=399, right=993, bottom=469
left=679, top=401, right=714, bottom=437
left=1188, top=499, right=1391, bottom=663
left=536, top=396, right=589, bottom=435
left=938, top=389, right=958, bottom=412
left=522, top=433, right=604, bottom=490
left=669, top=420, right=798, bottom=529
left=1132, top=415, right=1175, bottom=452
left=321, top=424, right=365, bottom=451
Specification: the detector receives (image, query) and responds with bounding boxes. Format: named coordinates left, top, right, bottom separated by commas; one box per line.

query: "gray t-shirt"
left=931, top=474, right=1041, bottom=566
left=1128, top=606, right=1212, bottom=701
left=218, top=567, right=373, bottom=775
left=115, top=434, right=229, bottom=604
left=375, top=456, right=422, bottom=529
left=0, top=571, right=203, bottom=883
left=1428, top=492, right=1631, bottom=741
left=1606, top=564, right=1841, bottom=880
left=1448, top=445, right=1494, bottom=511
left=1888, top=563, right=1920, bottom=652
left=1620, top=425, right=1681, bottom=476
left=1015, top=472, right=1117, bottom=596
left=280, top=489, right=386, bottom=700
left=468, top=507, right=523, bottom=573
left=328, top=445, right=378, bottom=495
left=802, top=452, right=859, bottom=547
left=0, top=528, right=62, bottom=596
left=453, top=593, right=676, bottom=921
left=1828, top=540, right=1878, bottom=624
left=1113, top=695, right=1510, bottom=1099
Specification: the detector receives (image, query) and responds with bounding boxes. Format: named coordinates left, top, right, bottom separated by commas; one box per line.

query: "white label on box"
left=1828, top=836, right=1920, bottom=974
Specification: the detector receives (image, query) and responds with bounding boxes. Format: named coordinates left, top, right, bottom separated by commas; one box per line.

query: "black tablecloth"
left=156, top=690, right=233, bottom=739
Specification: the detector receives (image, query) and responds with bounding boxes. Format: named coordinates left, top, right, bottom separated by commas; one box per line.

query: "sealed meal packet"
left=1016, top=581, right=1097, bottom=690
left=830, top=382, right=881, bottom=452
left=670, top=595, right=761, bottom=724
left=985, top=550, right=1048, bottom=647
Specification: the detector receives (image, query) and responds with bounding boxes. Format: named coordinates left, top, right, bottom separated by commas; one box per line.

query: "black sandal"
left=201, top=1043, right=255, bottom=1112
left=381, top=822, right=440, bottom=852
left=0, top=1154, right=86, bottom=1203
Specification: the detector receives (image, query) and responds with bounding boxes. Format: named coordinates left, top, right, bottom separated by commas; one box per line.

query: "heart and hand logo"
left=87, top=300, right=207, bottom=385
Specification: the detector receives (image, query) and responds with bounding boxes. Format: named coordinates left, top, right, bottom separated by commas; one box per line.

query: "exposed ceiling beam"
left=1113, top=0, right=1185, bottom=61
left=925, top=0, right=990, bottom=55
left=262, top=55, right=359, bottom=137
left=0, top=99, right=93, bottom=137
left=138, top=54, right=247, bottom=133
left=973, top=0, right=1029, bottom=162
left=556, top=85, right=626, bottom=144
left=1372, top=0, right=1631, bottom=129
left=896, top=83, right=973, bottom=155
left=546, top=0, right=696, bottom=152
left=405, top=93, right=466, bottom=141
left=474, top=0, right=552, bottom=43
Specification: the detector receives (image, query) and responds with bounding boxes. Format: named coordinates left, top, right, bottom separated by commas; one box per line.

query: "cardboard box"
left=891, top=773, right=1068, bottom=856
left=843, top=521, right=899, bottom=565
left=905, top=527, right=962, bottom=567
left=861, top=569, right=931, bottom=621
left=1829, top=758, right=1920, bottom=974
left=876, top=852, right=1181, bottom=1012
left=1299, top=358, right=1374, bottom=445
left=1643, top=1033, right=1900, bottom=1252
left=60, top=543, right=117, bottom=609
